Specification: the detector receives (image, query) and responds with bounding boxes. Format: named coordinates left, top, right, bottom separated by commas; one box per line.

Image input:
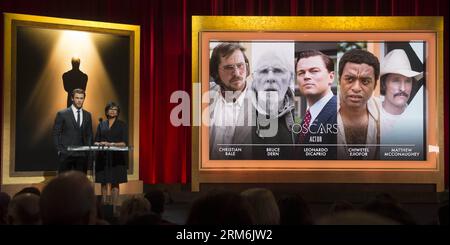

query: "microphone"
left=97, top=118, right=103, bottom=147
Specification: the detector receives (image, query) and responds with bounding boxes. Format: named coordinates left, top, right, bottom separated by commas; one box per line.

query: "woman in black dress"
left=94, top=102, right=128, bottom=207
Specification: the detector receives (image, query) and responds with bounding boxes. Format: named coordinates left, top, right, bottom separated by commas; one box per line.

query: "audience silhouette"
left=0, top=192, right=11, bottom=225
left=7, top=193, right=40, bottom=225
left=277, top=194, right=313, bottom=225
left=186, top=189, right=254, bottom=225
left=241, top=188, right=280, bottom=225
left=1, top=184, right=446, bottom=226
left=40, top=171, right=96, bottom=225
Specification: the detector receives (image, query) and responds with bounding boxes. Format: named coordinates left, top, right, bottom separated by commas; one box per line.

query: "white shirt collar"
left=71, top=104, right=83, bottom=125
left=307, top=90, right=333, bottom=123
left=71, top=104, right=81, bottom=113
left=212, top=83, right=248, bottom=128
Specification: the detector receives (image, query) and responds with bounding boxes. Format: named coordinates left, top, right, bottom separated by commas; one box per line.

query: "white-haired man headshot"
left=251, top=49, right=296, bottom=159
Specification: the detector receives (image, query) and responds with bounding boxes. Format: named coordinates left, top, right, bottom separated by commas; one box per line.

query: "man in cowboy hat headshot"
left=380, top=49, right=423, bottom=116
left=379, top=48, right=425, bottom=160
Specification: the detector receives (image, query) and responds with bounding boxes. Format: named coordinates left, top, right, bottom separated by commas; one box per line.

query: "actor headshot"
left=380, top=49, right=423, bottom=116
left=379, top=48, right=425, bottom=160
left=295, top=50, right=337, bottom=159
left=251, top=49, right=296, bottom=159
left=337, top=49, right=381, bottom=160
left=208, top=42, right=254, bottom=159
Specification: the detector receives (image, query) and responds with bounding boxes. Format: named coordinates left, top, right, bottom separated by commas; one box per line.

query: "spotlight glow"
left=26, top=29, right=119, bottom=143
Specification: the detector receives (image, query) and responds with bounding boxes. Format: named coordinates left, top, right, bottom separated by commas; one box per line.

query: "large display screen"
left=206, top=40, right=426, bottom=161
left=196, top=30, right=438, bottom=171
left=190, top=16, right=443, bottom=192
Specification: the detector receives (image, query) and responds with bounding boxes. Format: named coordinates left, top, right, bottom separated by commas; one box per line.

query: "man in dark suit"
left=53, top=88, right=93, bottom=173
left=295, top=50, right=338, bottom=159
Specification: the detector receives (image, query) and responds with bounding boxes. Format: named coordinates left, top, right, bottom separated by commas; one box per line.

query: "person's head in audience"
left=363, top=193, right=416, bottom=225
left=125, top=213, right=162, bottom=225
left=40, top=171, right=97, bottom=225
left=119, top=196, right=151, bottom=224
left=14, top=187, right=41, bottom=198
left=144, top=189, right=165, bottom=216
left=95, top=219, right=110, bottom=225
left=317, top=210, right=400, bottom=225
left=438, top=202, right=448, bottom=225
left=241, top=188, right=280, bottom=225
left=0, top=192, right=11, bottom=225
left=277, top=194, right=313, bottom=225
left=7, top=193, right=40, bottom=225
left=186, top=189, right=254, bottom=225
left=330, top=200, right=354, bottom=214
left=373, top=192, right=398, bottom=205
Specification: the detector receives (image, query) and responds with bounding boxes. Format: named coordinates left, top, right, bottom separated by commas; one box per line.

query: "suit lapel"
left=298, top=95, right=337, bottom=144
left=80, top=110, right=85, bottom=128
left=80, top=109, right=89, bottom=129
left=310, top=95, right=337, bottom=131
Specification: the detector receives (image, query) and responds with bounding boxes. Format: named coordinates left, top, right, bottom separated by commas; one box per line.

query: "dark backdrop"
left=0, top=0, right=448, bottom=186
left=14, top=26, right=130, bottom=171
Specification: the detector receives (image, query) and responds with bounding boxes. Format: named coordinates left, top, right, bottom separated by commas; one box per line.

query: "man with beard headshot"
left=380, top=49, right=422, bottom=132
left=209, top=42, right=254, bottom=159
left=251, top=50, right=296, bottom=159
left=337, top=49, right=381, bottom=160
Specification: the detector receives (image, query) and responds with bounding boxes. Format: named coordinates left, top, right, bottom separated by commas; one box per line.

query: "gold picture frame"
left=191, top=16, right=444, bottom=191
left=2, top=13, right=140, bottom=184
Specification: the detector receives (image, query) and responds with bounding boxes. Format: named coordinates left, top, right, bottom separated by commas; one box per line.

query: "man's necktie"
left=77, top=109, right=81, bottom=127
left=299, top=109, right=311, bottom=143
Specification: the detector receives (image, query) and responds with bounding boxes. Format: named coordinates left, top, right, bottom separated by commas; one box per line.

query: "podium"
left=67, top=145, right=130, bottom=152
left=67, top=145, right=130, bottom=181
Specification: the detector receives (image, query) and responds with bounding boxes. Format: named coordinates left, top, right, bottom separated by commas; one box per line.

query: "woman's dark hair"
left=105, top=101, right=120, bottom=118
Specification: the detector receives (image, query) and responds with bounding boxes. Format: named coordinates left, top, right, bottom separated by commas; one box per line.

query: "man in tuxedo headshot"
left=52, top=88, right=93, bottom=173
left=295, top=50, right=337, bottom=159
